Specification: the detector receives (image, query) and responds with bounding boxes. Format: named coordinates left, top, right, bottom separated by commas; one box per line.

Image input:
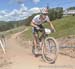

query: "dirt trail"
left=1, top=31, right=75, bottom=69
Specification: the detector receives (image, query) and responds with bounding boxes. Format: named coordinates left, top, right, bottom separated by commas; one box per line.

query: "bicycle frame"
left=32, top=28, right=58, bottom=64
left=37, top=29, right=48, bottom=41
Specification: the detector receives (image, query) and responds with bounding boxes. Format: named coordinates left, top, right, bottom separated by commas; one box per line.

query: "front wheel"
left=42, top=37, right=59, bottom=64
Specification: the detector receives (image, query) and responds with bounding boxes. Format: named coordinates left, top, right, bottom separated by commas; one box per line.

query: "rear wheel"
left=42, top=37, right=59, bottom=64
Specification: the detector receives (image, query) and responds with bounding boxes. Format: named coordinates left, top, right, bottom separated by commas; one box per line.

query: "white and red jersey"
left=32, top=15, right=50, bottom=25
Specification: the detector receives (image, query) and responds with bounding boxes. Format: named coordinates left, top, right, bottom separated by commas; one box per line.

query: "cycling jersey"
left=32, top=15, right=50, bottom=25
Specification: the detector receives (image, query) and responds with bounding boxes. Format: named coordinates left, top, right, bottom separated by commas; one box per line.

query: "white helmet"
left=41, top=8, right=48, bottom=14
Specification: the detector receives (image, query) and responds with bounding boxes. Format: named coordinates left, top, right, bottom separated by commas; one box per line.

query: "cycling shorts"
left=32, top=24, right=44, bottom=34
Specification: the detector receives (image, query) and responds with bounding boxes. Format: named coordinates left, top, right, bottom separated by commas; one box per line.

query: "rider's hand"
left=51, top=29, right=56, bottom=33
left=36, top=26, right=40, bottom=30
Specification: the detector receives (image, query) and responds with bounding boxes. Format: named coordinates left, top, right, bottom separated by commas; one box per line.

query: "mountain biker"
left=31, top=8, right=56, bottom=55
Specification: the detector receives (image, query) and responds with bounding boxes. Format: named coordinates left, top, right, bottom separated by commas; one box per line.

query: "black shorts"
left=32, top=24, right=44, bottom=34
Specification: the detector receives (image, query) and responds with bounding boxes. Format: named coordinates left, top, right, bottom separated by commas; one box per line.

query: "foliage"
left=67, top=6, right=75, bottom=10
left=48, top=7, right=63, bottom=21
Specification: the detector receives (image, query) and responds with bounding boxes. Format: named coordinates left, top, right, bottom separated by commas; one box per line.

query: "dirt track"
left=0, top=31, right=75, bottom=69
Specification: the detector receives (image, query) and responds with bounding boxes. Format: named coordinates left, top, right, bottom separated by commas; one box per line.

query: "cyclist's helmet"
left=40, top=8, right=48, bottom=15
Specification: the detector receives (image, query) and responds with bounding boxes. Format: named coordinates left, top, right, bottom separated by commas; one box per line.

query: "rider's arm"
left=31, top=21, right=38, bottom=28
left=48, top=21, right=56, bottom=32
left=31, top=15, right=39, bottom=28
left=46, top=16, right=56, bottom=32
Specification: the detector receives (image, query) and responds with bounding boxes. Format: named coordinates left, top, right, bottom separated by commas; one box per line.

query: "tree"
left=55, top=7, right=63, bottom=18
left=48, top=7, right=63, bottom=20
left=24, top=14, right=37, bottom=26
left=67, top=7, right=75, bottom=10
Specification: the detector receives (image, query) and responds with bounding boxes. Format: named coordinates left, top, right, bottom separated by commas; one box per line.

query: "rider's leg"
left=32, top=27, right=39, bottom=48
left=38, top=24, right=45, bottom=41
left=33, top=33, right=40, bottom=54
left=33, top=33, right=38, bottom=48
left=32, top=26, right=39, bottom=54
left=39, top=29, right=45, bottom=41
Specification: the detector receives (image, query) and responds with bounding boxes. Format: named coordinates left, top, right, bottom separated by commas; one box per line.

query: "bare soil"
left=0, top=31, right=75, bottom=69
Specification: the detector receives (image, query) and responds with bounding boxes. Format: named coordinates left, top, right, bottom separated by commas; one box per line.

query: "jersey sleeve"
left=46, top=16, right=50, bottom=22
left=32, top=16, right=37, bottom=23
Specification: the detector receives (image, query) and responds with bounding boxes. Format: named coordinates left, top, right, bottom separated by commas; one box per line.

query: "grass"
left=20, top=27, right=33, bottom=40
left=0, top=26, right=25, bottom=38
left=51, top=15, right=75, bottom=38
left=21, top=15, right=75, bottom=40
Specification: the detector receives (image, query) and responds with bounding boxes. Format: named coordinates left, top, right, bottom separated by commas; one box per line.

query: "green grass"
left=20, top=27, right=33, bottom=40
left=19, top=15, right=75, bottom=40
left=51, top=16, right=75, bottom=38
left=0, top=26, right=25, bottom=38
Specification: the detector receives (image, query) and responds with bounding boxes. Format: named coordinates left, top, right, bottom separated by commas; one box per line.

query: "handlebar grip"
left=51, top=29, right=55, bottom=33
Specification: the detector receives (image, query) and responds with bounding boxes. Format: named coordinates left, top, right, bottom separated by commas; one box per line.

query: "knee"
left=33, top=33, right=38, bottom=40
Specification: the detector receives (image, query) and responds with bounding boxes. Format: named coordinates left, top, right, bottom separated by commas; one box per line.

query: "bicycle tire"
left=41, top=37, right=59, bottom=64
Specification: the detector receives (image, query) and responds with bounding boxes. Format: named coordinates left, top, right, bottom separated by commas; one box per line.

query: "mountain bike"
left=0, top=35, right=6, bottom=54
left=32, top=28, right=59, bottom=64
